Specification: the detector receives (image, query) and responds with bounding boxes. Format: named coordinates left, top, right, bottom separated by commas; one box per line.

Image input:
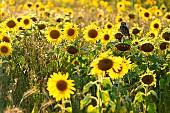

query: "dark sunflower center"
left=24, top=19, right=30, bottom=25
left=115, top=43, right=131, bottom=51
left=128, top=14, right=135, bottom=19
left=154, top=23, right=159, bottom=29
left=17, top=17, right=22, bottom=22
left=1, top=46, right=8, bottom=53
left=160, top=42, right=168, bottom=50
left=50, top=30, right=60, bottom=39
left=166, top=15, right=170, bottom=19
left=142, top=75, right=154, bottom=85
left=107, top=24, right=112, bottom=29
left=120, top=5, right=122, bottom=7
left=141, top=43, right=154, bottom=52
left=150, top=33, right=155, bottom=38
left=144, top=12, right=149, bottom=17
left=67, top=28, right=75, bottom=36
left=44, top=12, right=50, bottom=17
left=30, top=17, right=37, bottom=22
left=38, top=24, right=46, bottom=30
left=115, top=33, right=123, bottom=41
left=132, top=28, right=140, bottom=35
left=27, top=4, right=32, bottom=8
left=88, top=29, right=98, bottom=38
left=6, top=20, right=16, bottom=28
left=36, top=4, right=39, bottom=8
left=104, top=34, right=110, bottom=40
left=118, top=18, right=123, bottom=22
left=2, top=36, right=10, bottom=43
left=162, top=32, right=170, bottom=41
left=67, top=46, right=78, bottom=54
left=98, top=59, right=113, bottom=71
left=56, top=80, right=67, bottom=91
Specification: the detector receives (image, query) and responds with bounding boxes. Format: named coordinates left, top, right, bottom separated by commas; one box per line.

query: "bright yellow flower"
left=0, top=42, right=12, bottom=57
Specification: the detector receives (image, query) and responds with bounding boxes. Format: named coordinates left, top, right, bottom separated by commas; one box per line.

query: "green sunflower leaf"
left=147, top=102, right=157, bottom=113
left=102, top=77, right=112, bottom=90
left=65, top=107, right=72, bottom=113
left=133, top=91, right=144, bottom=103
left=80, top=94, right=91, bottom=110
left=147, top=90, right=158, bottom=99
left=83, top=81, right=95, bottom=94
left=101, top=90, right=110, bottom=106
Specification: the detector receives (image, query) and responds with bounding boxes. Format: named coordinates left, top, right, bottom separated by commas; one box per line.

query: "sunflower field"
left=0, top=0, right=170, bottom=113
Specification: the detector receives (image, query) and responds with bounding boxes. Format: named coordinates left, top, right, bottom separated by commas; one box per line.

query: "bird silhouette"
left=120, top=22, right=130, bottom=41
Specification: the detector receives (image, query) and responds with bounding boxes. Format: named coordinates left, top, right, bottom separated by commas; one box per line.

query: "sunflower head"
left=141, top=9, right=152, bottom=21
left=0, top=33, right=12, bottom=43
left=104, top=21, right=114, bottom=30
left=3, top=18, right=18, bottom=31
left=163, top=12, right=170, bottom=22
left=150, top=19, right=162, bottom=31
left=66, top=45, right=78, bottom=54
left=20, top=16, right=33, bottom=29
left=114, top=32, right=123, bottom=42
left=47, top=72, right=76, bottom=101
left=140, top=68, right=156, bottom=87
left=0, top=42, right=12, bottom=57
left=115, top=43, right=131, bottom=52
left=140, top=42, right=154, bottom=54
left=100, top=30, right=114, bottom=45
left=159, top=42, right=169, bottom=51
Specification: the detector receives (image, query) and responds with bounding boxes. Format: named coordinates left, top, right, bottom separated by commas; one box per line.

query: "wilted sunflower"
left=3, top=17, right=18, bottom=31
left=140, top=68, right=156, bottom=87
left=0, top=33, right=12, bottom=43
left=163, top=12, right=170, bottom=22
left=66, top=45, right=78, bottom=54
left=104, top=21, right=114, bottom=30
left=139, top=41, right=154, bottom=55
left=0, top=42, right=12, bottom=57
left=63, top=22, right=79, bottom=41
left=150, top=19, right=162, bottom=31
left=100, top=30, right=114, bottom=45
left=160, top=28, right=170, bottom=41
left=47, top=72, right=76, bottom=101
left=83, top=23, right=101, bottom=43
left=90, top=51, right=121, bottom=78
left=141, top=9, right=152, bottom=21
left=45, top=27, right=62, bottom=44
left=114, top=43, right=131, bottom=52
left=20, top=16, right=33, bottom=29
left=114, top=32, right=124, bottom=42
left=127, top=13, right=136, bottom=21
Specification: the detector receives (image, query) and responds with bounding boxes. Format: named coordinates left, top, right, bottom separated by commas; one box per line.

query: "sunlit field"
left=0, top=0, right=170, bottom=113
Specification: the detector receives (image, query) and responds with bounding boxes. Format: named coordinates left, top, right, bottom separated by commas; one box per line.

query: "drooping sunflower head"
left=150, top=19, right=162, bottom=31
left=160, top=28, right=170, bottom=41
left=3, top=17, right=18, bottom=32
left=47, top=72, right=76, bottom=101
left=83, top=23, right=101, bottom=43
left=139, top=41, right=155, bottom=55
left=0, top=33, right=12, bottom=43
left=63, top=22, right=79, bottom=42
left=20, top=16, right=33, bottom=29
left=0, top=42, right=12, bottom=57
left=127, top=13, right=136, bottom=20
left=45, top=27, right=63, bottom=44
left=114, top=32, right=124, bottom=42
left=114, top=43, right=131, bottom=52
left=66, top=45, right=78, bottom=55
left=140, top=68, right=156, bottom=87
left=159, top=41, right=169, bottom=51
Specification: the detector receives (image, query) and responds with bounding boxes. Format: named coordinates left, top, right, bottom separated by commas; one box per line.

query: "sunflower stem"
left=61, top=98, right=65, bottom=113
left=97, top=76, right=103, bottom=113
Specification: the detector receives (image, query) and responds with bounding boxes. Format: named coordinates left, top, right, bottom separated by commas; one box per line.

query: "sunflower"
left=141, top=9, right=152, bottom=21
left=90, top=51, right=121, bottom=78
left=114, top=43, right=131, bottom=52
left=24, top=2, right=34, bottom=10
left=160, top=4, right=167, bottom=12
left=146, top=30, right=158, bottom=40
left=154, top=9, right=163, bottom=17
left=160, top=28, right=170, bottom=41
left=3, top=17, right=18, bottom=31
left=20, top=16, right=33, bottom=29
left=159, top=41, right=169, bottom=51
left=47, top=72, right=76, bottom=101
left=0, top=33, right=12, bottom=43
left=140, top=68, right=156, bottom=87
left=115, top=15, right=124, bottom=24
left=100, top=30, right=114, bottom=45
left=150, top=19, right=162, bottom=31
left=0, top=42, right=12, bottom=57
left=63, top=22, right=79, bottom=42
left=83, top=23, right=101, bottom=43
left=34, top=1, right=42, bottom=10
left=130, top=26, right=142, bottom=37
left=139, top=41, right=154, bottom=55
left=104, top=21, right=114, bottom=30
left=116, top=2, right=125, bottom=12
left=0, top=10, right=8, bottom=19
left=163, top=12, right=170, bottom=22
left=127, top=13, right=136, bottom=21
left=114, top=32, right=124, bottom=42
left=66, top=45, right=78, bottom=54
left=45, top=27, right=63, bottom=44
